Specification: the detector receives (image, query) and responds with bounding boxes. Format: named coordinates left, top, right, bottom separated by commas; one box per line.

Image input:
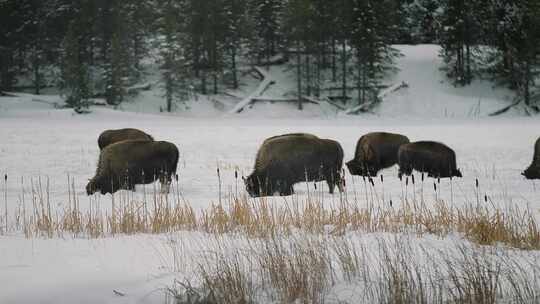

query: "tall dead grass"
left=4, top=175, right=540, bottom=250
left=168, top=234, right=540, bottom=304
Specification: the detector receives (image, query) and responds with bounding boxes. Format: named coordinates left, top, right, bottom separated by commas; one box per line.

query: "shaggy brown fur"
left=346, top=132, right=410, bottom=177
left=86, top=140, right=179, bottom=195
left=97, top=128, right=154, bottom=150
left=398, top=141, right=462, bottom=179
left=245, top=133, right=344, bottom=197
left=522, top=137, right=540, bottom=179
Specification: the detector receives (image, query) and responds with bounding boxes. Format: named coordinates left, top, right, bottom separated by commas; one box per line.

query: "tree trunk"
left=524, top=57, right=531, bottom=106
left=266, top=38, right=271, bottom=71
left=332, top=39, right=337, bottom=83
left=32, top=45, right=41, bottom=95
left=297, top=42, right=303, bottom=110
left=316, top=48, right=321, bottom=97
left=341, top=39, right=347, bottom=104
left=465, top=43, right=471, bottom=84
left=231, top=48, right=238, bottom=89
left=166, top=71, right=172, bottom=112
left=34, top=62, right=40, bottom=95
left=201, top=71, right=207, bottom=95
left=213, top=72, right=218, bottom=95
left=306, top=54, right=311, bottom=96
left=133, top=34, right=140, bottom=71
left=357, top=59, right=363, bottom=105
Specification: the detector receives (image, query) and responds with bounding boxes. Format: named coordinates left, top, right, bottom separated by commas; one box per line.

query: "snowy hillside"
left=105, top=45, right=516, bottom=119
left=378, top=45, right=515, bottom=118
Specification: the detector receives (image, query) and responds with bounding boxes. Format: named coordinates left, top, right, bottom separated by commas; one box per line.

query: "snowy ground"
left=0, top=45, right=539, bottom=303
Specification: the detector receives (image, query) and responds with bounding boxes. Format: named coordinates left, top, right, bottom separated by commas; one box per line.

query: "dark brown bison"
left=398, top=141, right=462, bottom=179
left=522, top=137, right=540, bottom=179
left=346, top=132, right=410, bottom=177
left=244, top=133, right=344, bottom=197
left=86, top=140, right=179, bottom=195
left=98, top=128, right=154, bottom=150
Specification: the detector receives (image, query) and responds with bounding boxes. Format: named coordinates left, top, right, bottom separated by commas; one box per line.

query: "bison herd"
left=87, top=128, right=540, bottom=197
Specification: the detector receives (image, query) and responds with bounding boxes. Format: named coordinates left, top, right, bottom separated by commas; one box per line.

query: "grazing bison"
left=244, top=133, right=344, bottom=197
left=522, top=137, right=540, bottom=179
left=346, top=132, right=410, bottom=177
left=397, top=141, right=462, bottom=179
left=86, top=140, right=179, bottom=195
left=98, top=128, right=154, bottom=150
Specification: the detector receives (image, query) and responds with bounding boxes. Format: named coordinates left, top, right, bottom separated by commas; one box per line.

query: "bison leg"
left=400, top=163, right=413, bottom=177
left=326, top=169, right=344, bottom=194
left=277, top=180, right=293, bottom=196
left=159, top=173, right=172, bottom=194
left=279, top=185, right=294, bottom=196
left=326, top=175, right=338, bottom=194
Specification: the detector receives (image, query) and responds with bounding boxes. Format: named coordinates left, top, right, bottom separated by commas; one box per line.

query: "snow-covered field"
left=1, top=45, right=539, bottom=304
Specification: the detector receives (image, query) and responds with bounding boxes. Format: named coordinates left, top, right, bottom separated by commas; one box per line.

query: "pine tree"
left=498, top=0, right=540, bottom=109
left=99, top=0, right=139, bottom=105
left=0, top=0, right=27, bottom=91
left=349, top=0, right=400, bottom=105
left=156, top=0, right=191, bottom=112
left=284, top=0, right=312, bottom=107
left=222, top=0, right=248, bottom=90
left=247, top=0, right=285, bottom=64
left=104, top=33, right=128, bottom=105
left=60, top=22, right=91, bottom=112
left=337, top=0, right=354, bottom=103
left=439, top=0, right=479, bottom=85
left=399, top=0, right=440, bottom=44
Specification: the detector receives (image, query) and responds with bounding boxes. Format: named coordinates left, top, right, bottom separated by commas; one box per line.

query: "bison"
left=244, top=133, right=344, bottom=197
left=522, top=137, right=540, bottom=179
left=397, top=141, right=462, bottom=179
left=346, top=132, right=410, bottom=177
left=86, top=140, right=179, bottom=195
left=97, top=128, right=154, bottom=150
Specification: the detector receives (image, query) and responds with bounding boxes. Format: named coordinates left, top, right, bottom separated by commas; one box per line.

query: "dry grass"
left=3, top=175, right=540, bottom=303
left=166, top=234, right=540, bottom=304
left=198, top=252, right=255, bottom=304
left=257, top=235, right=333, bottom=304
left=5, top=176, right=540, bottom=250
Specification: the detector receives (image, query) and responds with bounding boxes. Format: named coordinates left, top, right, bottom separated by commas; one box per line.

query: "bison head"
left=346, top=159, right=362, bottom=175
left=244, top=175, right=261, bottom=197
left=346, top=159, right=377, bottom=177
left=86, top=178, right=112, bottom=195
left=522, top=166, right=540, bottom=179
left=86, top=179, right=98, bottom=195
left=453, top=168, right=463, bottom=178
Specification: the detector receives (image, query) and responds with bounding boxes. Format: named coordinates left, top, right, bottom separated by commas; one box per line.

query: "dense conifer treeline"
left=0, top=0, right=538, bottom=112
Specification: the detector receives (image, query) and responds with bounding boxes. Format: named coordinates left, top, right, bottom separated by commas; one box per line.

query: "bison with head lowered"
left=397, top=141, right=462, bottom=179
left=346, top=132, right=409, bottom=177
left=86, top=140, right=179, bottom=195
left=244, top=133, right=344, bottom=197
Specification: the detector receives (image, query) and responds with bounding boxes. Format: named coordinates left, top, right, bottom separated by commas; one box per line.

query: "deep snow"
left=0, top=45, right=539, bottom=304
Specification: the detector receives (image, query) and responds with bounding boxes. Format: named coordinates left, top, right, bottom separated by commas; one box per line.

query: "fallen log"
left=489, top=98, right=540, bottom=116
left=0, top=91, right=17, bottom=97
left=228, top=66, right=275, bottom=114
left=250, top=96, right=320, bottom=105
left=126, top=82, right=152, bottom=95
left=322, top=85, right=390, bottom=91
left=343, top=81, right=409, bottom=115
left=325, top=98, right=347, bottom=111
